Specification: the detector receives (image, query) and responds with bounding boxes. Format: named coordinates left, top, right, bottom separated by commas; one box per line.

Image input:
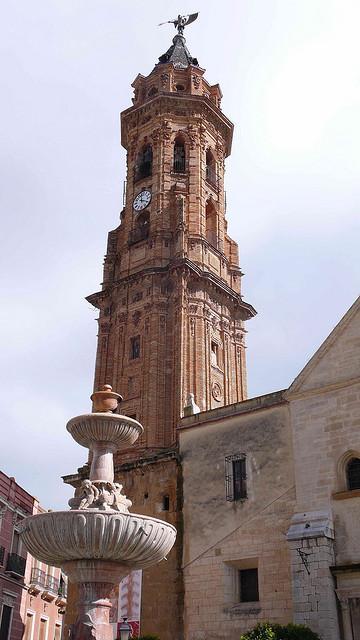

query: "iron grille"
left=6, top=552, right=26, bottom=576
left=225, top=454, right=247, bottom=502
left=30, top=567, right=46, bottom=587
left=134, top=161, right=152, bottom=182
left=45, top=574, right=59, bottom=593
left=205, top=165, right=217, bottom=187
left=173, top=144, right=186, bottom=173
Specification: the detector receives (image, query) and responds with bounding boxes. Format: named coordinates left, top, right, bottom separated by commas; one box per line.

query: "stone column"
left=337, top=595, right=353, bottom=640
left=287, top=510, right=340, bottom=640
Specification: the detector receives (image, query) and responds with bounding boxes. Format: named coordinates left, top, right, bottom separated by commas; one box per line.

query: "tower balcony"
left=134, top=161, right=152, bottom=183
left=128, top=225, right=150, bottom=246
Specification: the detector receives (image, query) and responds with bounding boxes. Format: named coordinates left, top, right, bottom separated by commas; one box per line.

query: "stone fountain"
left=20, top=385, right=177, bottom=639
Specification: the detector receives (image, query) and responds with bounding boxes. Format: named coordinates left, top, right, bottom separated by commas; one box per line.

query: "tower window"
left=347, top=458, right=360, bottom=490
left=205, top=149, right=217, bottom=187
left=162, top=495, right=170, bottom=511
left=128, top=211, right=150, bottom=246
left=175, top=84, right=185, bottom=91
left=239, top=568, right=259, bottom=602
left=205, top=200, right=218, bottom=249
left=173, top=138, right=186, bottom=173
left=135, top=144, right=153, bottom=182
left=225, top=454, right=247, bottom=501
left=130, top=335, right=141, bottom=360
left=211, top=341, right=218, bottom=367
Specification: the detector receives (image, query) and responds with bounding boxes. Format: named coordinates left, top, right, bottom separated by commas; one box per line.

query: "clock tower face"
left=133, top=189, right=151, bottom=212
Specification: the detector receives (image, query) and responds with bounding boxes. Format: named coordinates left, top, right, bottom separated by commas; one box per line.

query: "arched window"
left=128, top=211, right=150, bottom=245
left=135, top=144, right=153, bottom=182
left=173, top=137, right=186, bottom=173
left=205, top=200, right=217, bottom=248
left=206, top=149, right=217, bottom=187
left=347, top=458, right=360, bottom=490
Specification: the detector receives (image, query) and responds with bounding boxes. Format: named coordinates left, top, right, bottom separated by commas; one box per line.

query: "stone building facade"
left=0, top=471, right=66, bottom=640
left=65, top=27, right=255, bottom=640
left=180, top=296, right=360, bottom=640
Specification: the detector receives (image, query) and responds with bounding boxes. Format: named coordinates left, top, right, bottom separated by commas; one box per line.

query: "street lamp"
left=119, top=617, right=132, bottom=640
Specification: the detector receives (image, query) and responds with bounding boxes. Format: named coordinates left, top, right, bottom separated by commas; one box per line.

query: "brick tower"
left=87, top=28, right=255, bottom=456
left=69, top=20, right=256, bottom=640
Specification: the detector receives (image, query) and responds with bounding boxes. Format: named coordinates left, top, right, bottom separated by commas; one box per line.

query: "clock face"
left=133, top=190, right=151, bottom=212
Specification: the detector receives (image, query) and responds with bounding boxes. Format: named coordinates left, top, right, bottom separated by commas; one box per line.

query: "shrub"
left=241, top=623, right=321, bottom=640
left=272, top=624, right=321, bottom=640
left=240, top=623, right=276, bottom=640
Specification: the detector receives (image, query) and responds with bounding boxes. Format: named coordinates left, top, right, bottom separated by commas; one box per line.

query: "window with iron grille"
left=225, top=454, right=247, bottom=501
left=239, top=568, right=259, bottom=602
left=173, top=140, right=186, bottom=173
left=134, top=144, right=153, bottom=182
left=347, top=458, right=360, bottom=490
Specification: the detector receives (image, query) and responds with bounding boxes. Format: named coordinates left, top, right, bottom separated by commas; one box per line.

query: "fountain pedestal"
left=20, top=386, right=177, bottom=639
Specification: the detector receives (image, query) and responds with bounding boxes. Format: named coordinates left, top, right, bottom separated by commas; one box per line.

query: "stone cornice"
left=87, top=259, right=256, bottom=320
left=121, top=94, right=233, bottom=156
left=284, top=375, right=360, bottom=402
left=179, top=389, right=288, bottom=430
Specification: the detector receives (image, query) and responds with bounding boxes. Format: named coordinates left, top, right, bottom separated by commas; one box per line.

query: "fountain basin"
left=20, top=510, right=176, bottom=570
left=66, top=413, right=143, bottom=449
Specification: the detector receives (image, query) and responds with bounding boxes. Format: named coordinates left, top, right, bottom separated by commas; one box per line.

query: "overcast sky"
left=1, top=0, right=359, bottom=510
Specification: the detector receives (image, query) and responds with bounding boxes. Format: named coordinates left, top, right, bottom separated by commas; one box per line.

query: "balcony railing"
left=45, top=574, right=59, bottom=593
left=128, top=225, right=150, bottom=246
left=6, top=552, right=26, bottom=577
left=206, top=231, right=219, bottom=250
left=30, top=567, right=46, bottom=587
left=205, top=165, right=217, bottom=188
left=0, top=546, right=5, bottom=565
left=134, top=162, right=152, bottom=182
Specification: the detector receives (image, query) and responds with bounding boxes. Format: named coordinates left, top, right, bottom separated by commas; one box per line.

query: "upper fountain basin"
left=66, top=413, right=143, bottom=449
left=20, top=510, right=176, bottom=570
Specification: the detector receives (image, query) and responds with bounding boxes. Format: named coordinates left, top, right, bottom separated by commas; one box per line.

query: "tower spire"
left=158, top=12, right=199, bottom=69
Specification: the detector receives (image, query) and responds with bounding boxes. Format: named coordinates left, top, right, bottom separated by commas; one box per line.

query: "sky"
left=1, top=0, right=359, bottom=510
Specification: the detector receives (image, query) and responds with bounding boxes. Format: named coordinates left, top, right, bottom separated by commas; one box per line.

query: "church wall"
left=179, top=392, right=295, bottom=639
left=290, top=382, right=360, bottom=560
left=114, top=454, right=183, bottom=640
left=285, top=301, right=360, bottom=639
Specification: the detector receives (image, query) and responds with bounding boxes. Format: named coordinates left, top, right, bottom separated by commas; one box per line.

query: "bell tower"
left=87, top=24, right=256, bottom=459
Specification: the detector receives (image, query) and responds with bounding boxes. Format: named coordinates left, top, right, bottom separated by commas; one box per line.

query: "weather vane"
left=158, top=12, right=199, bottom=36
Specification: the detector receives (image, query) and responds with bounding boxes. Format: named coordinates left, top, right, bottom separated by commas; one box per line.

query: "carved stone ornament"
left=176, top=194, right=185, bottom=225
left=192, top=74, right=201, bottom=89
left=212, top=382, right=222, bottom=401
left=187, top=124, right=198, bottom=149
left=19, top=384, right=177, bottom=640
left=68, top=480, right=132, bottom=513
left=160, top=72, right=169, bottom=88
left=132, top=310, right=142, bottom=326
